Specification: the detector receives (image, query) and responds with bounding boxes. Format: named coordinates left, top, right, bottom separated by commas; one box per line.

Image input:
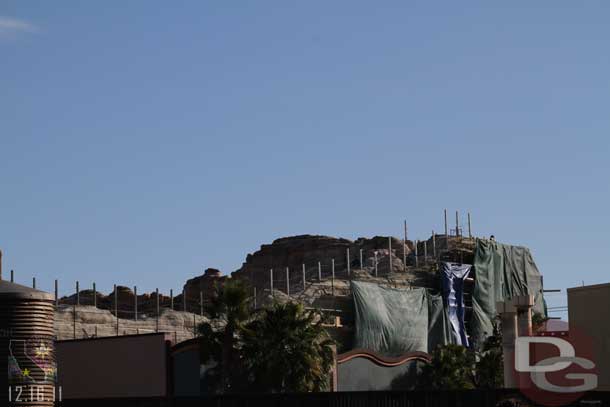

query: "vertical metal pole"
left=54, top=279, right=58, bottom=307
left=114, top=284, right=119, bottom=336
left=468, top=212, right=472, bottom=239
left=432, top=231, right=436, bottom=258
left=415, top=240, right=419, bottom=267
left=424, top=240, right=428, bottom=263
left=76, top=281, right=80, bottom=306
left=286, top=267, right=290, bottom=296
left=359, top=249, right=363, bottom=270
left=388, top=237, right=392, bottom=272
left=444, top=209, right=448, bottom=236
left=302, top=264, right=306, bottom=292
left=331, top=259, right=335, bottom=296
left=199, top=291, right=203, bottom=316
left=73, top=301, right=76, bottom=339
left=270, top=269, right=274, bottom=297
left=134, top=286, right=138, bottom=321
left=318, top=262, right=322, bottom=281
left=346, top=248, right=350, bottom=277
left=32, top=277, right=36, bottom=289
left=455, top=210, right=460, bottom=237
left=93, top=282, right=97, bottom=308
left=10, top=269, right=14, bottom=283
left=374, top=251, right=378, bottom=277
left=170, top=289, right=174, bottom=310
left=156, top=288, right=160, bottom=333
left=403, top=220, right=408, bottom=268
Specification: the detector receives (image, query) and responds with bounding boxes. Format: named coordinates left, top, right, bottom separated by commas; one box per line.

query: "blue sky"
left=1, top=2, right=609, bottom=317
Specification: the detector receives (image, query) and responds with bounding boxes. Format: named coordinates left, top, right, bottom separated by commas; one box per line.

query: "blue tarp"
left=440, top=262, right=471, bottom=347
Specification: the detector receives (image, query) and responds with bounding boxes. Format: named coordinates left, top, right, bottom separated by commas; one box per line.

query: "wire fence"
left=251, top=235, right=474, bottom=302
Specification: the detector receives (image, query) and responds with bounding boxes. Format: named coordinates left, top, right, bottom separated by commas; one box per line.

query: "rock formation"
left=55, top=233, right=474, bottom=346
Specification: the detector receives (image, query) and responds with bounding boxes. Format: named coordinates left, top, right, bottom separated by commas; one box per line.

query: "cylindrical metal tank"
left=0, top=280, right=56, bottom=406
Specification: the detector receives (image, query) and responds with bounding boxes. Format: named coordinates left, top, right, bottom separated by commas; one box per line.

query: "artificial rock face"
left=232, top=234, right=412, bottom=288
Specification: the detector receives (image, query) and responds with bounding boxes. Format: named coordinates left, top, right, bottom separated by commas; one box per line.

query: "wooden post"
left=468, top=212, right=472, bottom=239
left=156, top=288, right=160, bottom=333
left=346, top=248, right=350, bottom=277
left=286, top=267, right=290, bottom=296
left=114, top=284, right=119, bottom=336
left=302, top=264, right=306, bottom=292
left=403, top=220, right=408, bottom=268
left=318, top=262, right=322, bottom=281
left=134, top=286, right=138, bottom=321
left=374, top=251, right=378, bottom=277
left=270, top=269, right=274, bottom=297
left=170, top=289, right=174, bottom=310
left=359, top=249, right=363, bottom=270
left=93, top=282, right=97, bottom=308
left=331, top=259, right=335, bottom=296
left=76, top=281, right=80, bottom=306
left=54, top=279, right=58, bottom=307
left=415, top=240, right=419, bottom=267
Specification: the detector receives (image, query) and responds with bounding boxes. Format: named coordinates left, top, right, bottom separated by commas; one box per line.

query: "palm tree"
left=197, top=279, right=251, bottom=393
left=240, top=302, right=335, bottom=393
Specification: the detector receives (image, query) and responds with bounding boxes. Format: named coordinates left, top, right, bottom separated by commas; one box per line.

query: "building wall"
left=336, top=350, right=429, bottom=391
left=568, top=283, right=610, bottom=391
left=56, top=333, right=171, bottom=399
left=172, top=341, right=200, bottom=397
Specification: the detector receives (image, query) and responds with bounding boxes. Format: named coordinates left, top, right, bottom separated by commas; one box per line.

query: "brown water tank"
left=0, top=280, right=56, bottom=406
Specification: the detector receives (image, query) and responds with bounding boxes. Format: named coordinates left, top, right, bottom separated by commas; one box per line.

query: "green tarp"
left=351, top=281, right=452, bottom=356
left=351, top=240, right=546, bottom=355
left=471, top=239, right=546, bottom=348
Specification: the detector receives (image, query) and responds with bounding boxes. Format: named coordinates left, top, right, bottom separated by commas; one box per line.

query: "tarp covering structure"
left=440, top=262, right=471, bottom=347
left=471, top=239, right=546, bottom=349
left=351, top=281, right=452, bottom=356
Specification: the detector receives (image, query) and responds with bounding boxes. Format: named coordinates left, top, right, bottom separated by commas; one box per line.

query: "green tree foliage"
left=531, top=312, right=549, bottom=333
left=417, top=344, right=476, bottom=390
left=475, top=319, right=504, bottom=388
left=197, top=279, right=251, bottom=393
left=475, top=318, right=504, bottom=389
left=241, top=302, right=335, bottom=393
left=197, top=283, right=334, bottom=393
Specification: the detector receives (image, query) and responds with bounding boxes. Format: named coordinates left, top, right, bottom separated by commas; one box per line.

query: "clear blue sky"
left=2, top=2, right=609, bottom=317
